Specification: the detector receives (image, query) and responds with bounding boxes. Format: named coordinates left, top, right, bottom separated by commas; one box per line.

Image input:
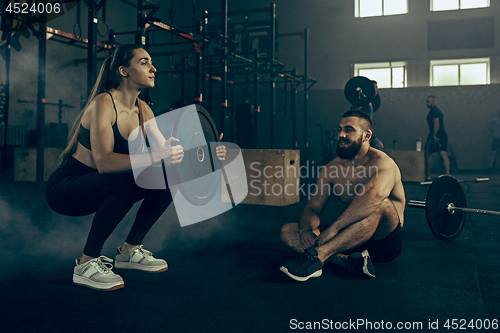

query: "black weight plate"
left=426, top=176, right=467, bottom=241
left=172, top=105, right=221, bottom=206
left=344, top=76, right=376, bottom=107
left=372, top=94, right=381, bottom=113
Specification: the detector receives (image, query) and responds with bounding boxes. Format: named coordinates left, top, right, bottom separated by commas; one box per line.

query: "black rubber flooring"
left=1, top=172, right=500, bottom=333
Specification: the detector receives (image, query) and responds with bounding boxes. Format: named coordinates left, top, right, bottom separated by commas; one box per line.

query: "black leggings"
left=46, top=157, right=173, bottom=258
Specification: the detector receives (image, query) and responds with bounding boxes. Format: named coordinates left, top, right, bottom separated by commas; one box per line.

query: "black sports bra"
left=78, top=92, right=141, bottom=155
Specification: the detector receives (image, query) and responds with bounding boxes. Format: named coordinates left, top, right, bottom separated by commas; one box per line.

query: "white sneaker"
left=73, top=256, right=124, bottom=291
left=114, top=245, right=168, bottom=273
left=346, top=250, right=376, bottom=278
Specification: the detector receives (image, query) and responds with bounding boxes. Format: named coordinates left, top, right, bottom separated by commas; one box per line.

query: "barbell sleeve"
left=408, top=200, right=427, bottom=209
left=449, top=206, right=500, bottom=216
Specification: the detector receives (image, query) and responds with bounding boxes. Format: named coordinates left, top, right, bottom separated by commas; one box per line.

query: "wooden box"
left=385, top=150, right=425, bottom=182
left=240, top=149, right=300, bottom=206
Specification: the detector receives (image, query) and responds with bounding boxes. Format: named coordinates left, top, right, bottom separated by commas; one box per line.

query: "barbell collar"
left=449, top=205, right=500, bottom=216
left=413, top=197, right=500, bottom=216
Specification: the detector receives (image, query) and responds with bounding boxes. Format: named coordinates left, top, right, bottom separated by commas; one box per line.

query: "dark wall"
left=1, top=0, right=499, bottom=171
left=309, top=85, right=500, bottom=170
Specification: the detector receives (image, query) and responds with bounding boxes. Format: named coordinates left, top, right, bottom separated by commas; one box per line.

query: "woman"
left=46, top=44, right=224, bottom=291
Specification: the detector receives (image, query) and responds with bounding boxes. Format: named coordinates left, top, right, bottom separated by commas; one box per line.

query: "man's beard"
left=336, top=137, right=362, bottom=160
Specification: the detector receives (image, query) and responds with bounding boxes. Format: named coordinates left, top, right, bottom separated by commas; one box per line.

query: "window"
left=430, top=58, right=490, bottom=86
left=354, top=62, right=407, bottom=88
left=431, top=0, right=489, bottom=11
left=354, top=0, right=408, bottom=18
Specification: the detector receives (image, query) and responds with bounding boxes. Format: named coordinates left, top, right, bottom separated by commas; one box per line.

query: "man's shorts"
left=319, top=224, right=403, bottom=263
left=491, top=138, right=500, bottom=151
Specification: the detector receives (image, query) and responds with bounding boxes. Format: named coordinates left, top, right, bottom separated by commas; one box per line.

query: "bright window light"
left=431, top=0, right=489, bottom=11
left=433, top=65, right=459, bottom=86
left=430, top=58, right=490, bottom=86
left=432, top=0, right=459, bottom=11
left=460, top=0, right=489, bottom=9
left=355, top=62, right=407, bottom=88
left=359, top=68, right=391, bottom=87
left=359, top=0, right=382, bottom=18
left=391, top=67, right=405, bottom=88
left=355, top=0, right=407, bottom=18
left=460, top=63, right=487, bottom=85
left=384, top=0, right=408, bottom=15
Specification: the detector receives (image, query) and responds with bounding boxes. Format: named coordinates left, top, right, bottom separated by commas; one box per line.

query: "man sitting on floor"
left=280, top=110, right=405, bottom=281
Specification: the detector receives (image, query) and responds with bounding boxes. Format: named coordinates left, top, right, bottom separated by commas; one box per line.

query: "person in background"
left=424, top=96, right=450, bottom=180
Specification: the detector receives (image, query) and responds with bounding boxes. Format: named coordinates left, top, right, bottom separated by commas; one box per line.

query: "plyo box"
left=385, top=150, right=425, bottom=182
left=233, top=149, right=300, bottom=206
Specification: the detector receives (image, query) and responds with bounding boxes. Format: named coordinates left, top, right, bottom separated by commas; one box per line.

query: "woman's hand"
left=216, top=145, right=226, bottom=161
left=161, top=137, right=184, bottom=166
left=217, top=133, right=226, bottom=161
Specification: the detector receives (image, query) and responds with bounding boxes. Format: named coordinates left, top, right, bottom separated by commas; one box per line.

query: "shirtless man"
left=280, top=110, right=405, bottom=281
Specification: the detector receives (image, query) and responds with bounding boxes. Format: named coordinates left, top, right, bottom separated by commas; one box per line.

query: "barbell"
left=344, top=76, right=375, bottom=107
left=408, top=175, right=500, bottom=241
left=420, top=177, right=489, bottom=186
left=344, top=76, right=380, bottom=112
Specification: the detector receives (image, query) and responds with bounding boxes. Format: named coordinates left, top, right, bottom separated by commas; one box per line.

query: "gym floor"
left=1, top=172, right=499, bottom=333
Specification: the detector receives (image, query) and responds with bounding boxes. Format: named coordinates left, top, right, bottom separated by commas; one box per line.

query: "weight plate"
left=426, top=176, right=467, bottom=241
left=172, top=105, right=221, bottom=206
left=372, top=94, right=381, bottom=113
left=344, top=76, right=376, bottom=107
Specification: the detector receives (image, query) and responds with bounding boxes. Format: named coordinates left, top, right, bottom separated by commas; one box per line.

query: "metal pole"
left=450, top=206, right=500, bottom=216
left=253, top=49, right=260, bottom=148
left=220, top=0, right=228, bottom=134
left=292, top=68, right=297, bottom=149
left=136, top=0, right=149, bottom=109
left=408, top=201, right=426, bottom=209
left=87, top=0, right=97, bottom=96
left=2, top=17, right=11, bottom=149
left=36, top=14, right=47, bottom=183
left=181, top=55, right=186, bottom=105
left=202, top=11, right=208, bottom=105
left=192, top=0, right=196, bottom=34
left=136, top=0, right=146, bottom=46
left=208, top=55, right=214, bottom=115
left=409, top=200, right=500, bottom=216
left=269, top=3, right=276, bottom=149
left=303, top=28, right=309, bottom=162
left=194, top=21, right=203, bottom=104
left=275, top=18, right=279, bottom=62
left=229, top=73, right=235, bottom=142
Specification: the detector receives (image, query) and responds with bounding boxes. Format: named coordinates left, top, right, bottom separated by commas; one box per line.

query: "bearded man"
left=280, top=110, right=405, bottom=281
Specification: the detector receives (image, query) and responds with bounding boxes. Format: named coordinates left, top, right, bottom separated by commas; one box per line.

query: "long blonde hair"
left=59, top=44, right=148, bottom=164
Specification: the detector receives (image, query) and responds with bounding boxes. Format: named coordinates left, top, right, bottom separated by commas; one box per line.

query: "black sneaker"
left=280, top=248, right=323, bottom=282
left=346, top=250, right=376, bottom=278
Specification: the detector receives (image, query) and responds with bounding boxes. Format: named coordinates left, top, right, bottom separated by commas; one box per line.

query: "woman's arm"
left=140, top=101, right=168, bottom=152
left=89, top=95, right=182, bottom=174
